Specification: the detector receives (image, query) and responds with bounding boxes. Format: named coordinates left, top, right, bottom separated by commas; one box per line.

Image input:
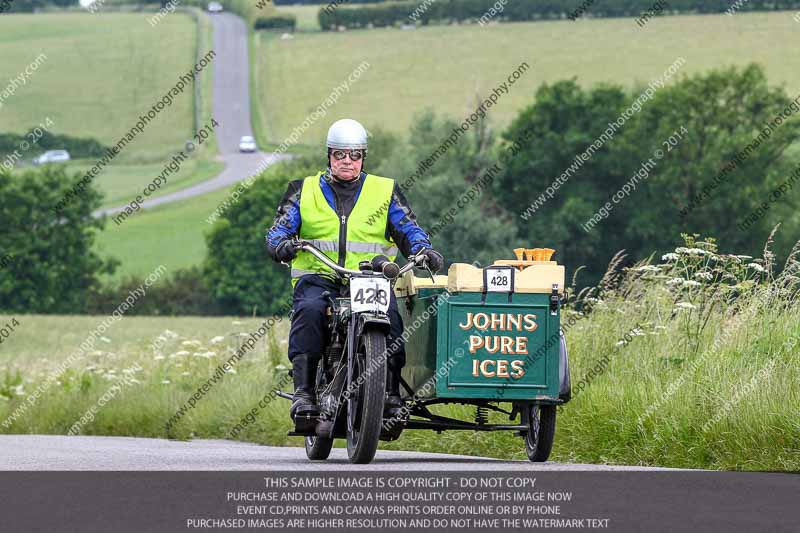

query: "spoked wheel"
left=346, top=328, right=387, bottom=464
left=523, top=403, right=556, bottom=462
left=305, top=365, right=334, bottom=461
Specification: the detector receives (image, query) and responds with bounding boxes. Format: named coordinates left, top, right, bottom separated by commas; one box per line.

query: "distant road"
left=95, top=12, right=289, bottom=218
left=0, top=435, right=683, bottom=471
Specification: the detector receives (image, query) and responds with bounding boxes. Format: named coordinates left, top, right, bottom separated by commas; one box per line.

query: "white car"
left=238, top=135, right=257, bottom=153
left=33, top=150, right=71, bottom=165
left=207, top=2, right=223, bottom=13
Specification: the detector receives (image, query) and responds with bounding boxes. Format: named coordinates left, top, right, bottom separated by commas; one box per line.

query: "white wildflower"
left=675, top=302, right=696, bottom=310
left=210, top=335, right=225, bottom=344
left=635, top=265, right=662, bottom=273
left=677, top=247, right=707, bottom=256
left=736, top=255, right=753, bottom=260
left=181, top=371, right=191, bottom=376
left=182, top=340, right=202, bottom=348
left=164, top=329, right=179, bottom=338
left=154, top=355, right=165, bottom=361
left=661, top=253, right=679, bottom=262
left=747, top=263, right=766, bottom=273
left=161, top=380, right=171, bottom=385
left=174, top=350, right=190, bottom=357
left=694, top=272, right=713, bottom=281
left=682, top=280, right=702, bottom=287
left=666, top=278, right=684, bottom=286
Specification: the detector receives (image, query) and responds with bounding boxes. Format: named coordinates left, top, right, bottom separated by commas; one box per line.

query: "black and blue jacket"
left=266, top=170, right=432, bottom=261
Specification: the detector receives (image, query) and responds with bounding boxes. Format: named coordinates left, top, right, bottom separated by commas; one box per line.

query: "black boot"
left=290, top=353, right=320, bottom=421
left=384, top=367, right=403, bottom=418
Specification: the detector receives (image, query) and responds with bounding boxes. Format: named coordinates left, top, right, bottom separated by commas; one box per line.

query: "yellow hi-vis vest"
left=290, top=172, right=398, bottom=284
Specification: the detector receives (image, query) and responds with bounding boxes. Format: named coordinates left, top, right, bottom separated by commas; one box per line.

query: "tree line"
left=318, top=0, right=800, bottom=30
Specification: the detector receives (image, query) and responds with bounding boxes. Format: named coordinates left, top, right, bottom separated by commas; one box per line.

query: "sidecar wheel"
left=523, top=403, right=556, bottom=462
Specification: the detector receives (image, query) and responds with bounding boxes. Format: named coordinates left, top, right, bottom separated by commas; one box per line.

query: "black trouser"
left=287, top=275, right=406, bottom=372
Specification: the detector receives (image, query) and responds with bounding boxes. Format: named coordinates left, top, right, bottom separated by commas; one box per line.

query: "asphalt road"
left=95, top=13, right=289, bottom=218
left=0, top=435, right=682, bottom=471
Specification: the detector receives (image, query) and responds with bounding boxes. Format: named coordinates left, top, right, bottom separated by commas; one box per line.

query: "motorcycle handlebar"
left=291, top=238, right=427, bottom=280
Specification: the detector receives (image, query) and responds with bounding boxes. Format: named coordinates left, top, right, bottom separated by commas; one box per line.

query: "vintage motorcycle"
left=279, top=238, right=431, bottom=464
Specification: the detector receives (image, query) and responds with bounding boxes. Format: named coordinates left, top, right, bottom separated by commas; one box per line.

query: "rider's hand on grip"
left=276, top=239, right=301, bottom=262
left=418, top=248, right=444, bottom=273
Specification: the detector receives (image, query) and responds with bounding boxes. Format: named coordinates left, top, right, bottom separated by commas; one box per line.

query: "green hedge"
left=0, top=129, right=110, bottom=162
left=87, top=267, right=226, bottom=316
left=318, top=0, right=800, bottom=30
left=254, top=14, right=298, bottom=31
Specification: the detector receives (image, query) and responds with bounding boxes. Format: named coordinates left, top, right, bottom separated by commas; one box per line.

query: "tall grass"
left=2, top=235, right=799, bottom=470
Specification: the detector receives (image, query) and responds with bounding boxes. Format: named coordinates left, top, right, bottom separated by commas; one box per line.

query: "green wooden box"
left=398, top=288, right=561, bottom=402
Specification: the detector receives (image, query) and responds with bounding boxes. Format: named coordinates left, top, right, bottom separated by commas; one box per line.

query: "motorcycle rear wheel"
left=305, top=365, right=334, bottom=460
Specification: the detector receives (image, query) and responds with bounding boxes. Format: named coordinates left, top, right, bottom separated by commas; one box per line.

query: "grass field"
left=95, top=184, right=232, bottom=280
left=2, top=241, right=799, bottom=470
left=0, top=13, right=200, bottom=162
left=12, top=157, right=223, bottom=211
left=254, top=11, right=800, bottom=146
left=91, top=159, right=224, bottom=210
left=274, top=4, right=321, bottom=32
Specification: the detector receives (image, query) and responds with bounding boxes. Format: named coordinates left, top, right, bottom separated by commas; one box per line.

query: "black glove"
left=275, top=239, right=300, bottom=263
left=418, top=248, right=444, bottom=272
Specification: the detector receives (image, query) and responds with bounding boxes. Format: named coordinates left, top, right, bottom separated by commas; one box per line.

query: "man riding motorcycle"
left=265, top=118, right=444, bottom=424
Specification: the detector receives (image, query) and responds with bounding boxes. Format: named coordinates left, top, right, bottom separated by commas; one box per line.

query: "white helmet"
left=326, top=119, right=368, bottom=150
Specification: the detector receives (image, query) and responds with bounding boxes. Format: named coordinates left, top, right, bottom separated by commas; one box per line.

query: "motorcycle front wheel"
left=346, top=327, right=387, bottom=464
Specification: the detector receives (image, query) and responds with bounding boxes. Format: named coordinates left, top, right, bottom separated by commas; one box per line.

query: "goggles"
left=330, top=148, right=365, bottom=161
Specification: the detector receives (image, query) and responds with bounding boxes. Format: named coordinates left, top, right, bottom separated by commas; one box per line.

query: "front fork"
left=348, top=311, right=391, bottom=385
left=344, top=312, right=392, bottom=423
left=319, top=312, right=391, bottom=431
